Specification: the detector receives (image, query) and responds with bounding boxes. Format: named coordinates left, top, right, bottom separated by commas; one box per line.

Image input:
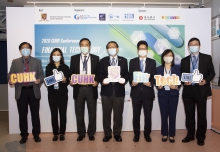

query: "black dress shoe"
left=182, top=137, right=194, bottom=143
left=52, top=135, right=58, bottom=141
left=145, top=135, right=152, bottom=142
left=162, top=136, right=168, bottom=142
left=169, top=137, right=175, bottom=143
left=89, top=135, right=95, bottom=141
left=114, top=135, right=122, bottom=142
left=133, top=135, right=140, bottom=142
left=60, top=135, right=65, bottom=141
left=103, top=136, right=112, bottom=142
left=197, top=140, right=205, bottom=146
left=20, top=137, right=28, bottom=144
left=34, top=136, right=41, bottom=142
left=77, top=135, right=85, bottom=141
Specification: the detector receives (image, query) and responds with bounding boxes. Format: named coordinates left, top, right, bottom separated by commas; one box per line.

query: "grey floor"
left=1, top=111, right=220, bottom=152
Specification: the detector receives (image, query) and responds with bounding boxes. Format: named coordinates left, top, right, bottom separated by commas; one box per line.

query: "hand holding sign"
left=44, top=70, right=64, bottom=86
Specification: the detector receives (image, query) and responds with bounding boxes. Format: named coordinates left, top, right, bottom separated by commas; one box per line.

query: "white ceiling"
left=0, top=0, right=205, bottom=9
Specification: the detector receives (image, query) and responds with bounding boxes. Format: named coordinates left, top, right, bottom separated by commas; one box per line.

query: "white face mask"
left=108, top=48, right=117, bottom=56
left=163, top=56, right=173, bottom=64
left=80, top=47, right=89, bottom=54
left=189, top=46, right=199, bottom=54
left=138, top=50, right=147, bottom=57
left=52, top=56, right=61, bottom=62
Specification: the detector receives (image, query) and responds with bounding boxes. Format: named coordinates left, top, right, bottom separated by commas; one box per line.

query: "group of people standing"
left=8, top=37, right=215, bottom=146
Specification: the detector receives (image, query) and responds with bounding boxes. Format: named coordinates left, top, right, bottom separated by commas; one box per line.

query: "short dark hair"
left=19, top=42, right=32, bottom=50
left=188, top=37, right=200, bottom=46
left=137, top=40, right=148, bottom=49
left=161, top=49, right=175, bottom=66
left=106, top=41, right=119, bottom=49
left=79, top=38, right=91, bottom=46
left=49, top=48, right=65, bottom=66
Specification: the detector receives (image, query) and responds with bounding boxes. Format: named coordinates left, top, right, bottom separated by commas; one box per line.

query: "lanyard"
left=164, top=67, right=171, bottom=75
left=109, top=57, right=118, bottom=66
left=190, top=55, right=199, bottom=70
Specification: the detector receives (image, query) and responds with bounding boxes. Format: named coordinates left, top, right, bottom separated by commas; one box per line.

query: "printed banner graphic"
left=181, top=69, right=203, bottom=83
left=154, top=74, right=181, bottom=86
left=71, top=74, right=95, bottom=84
left=44, top=69, right=64, bottom=86
left=133, top=72, right=150, bottom=83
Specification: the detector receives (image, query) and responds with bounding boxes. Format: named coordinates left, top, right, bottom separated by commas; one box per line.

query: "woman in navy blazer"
left=156, top=49, right=181, bottom=143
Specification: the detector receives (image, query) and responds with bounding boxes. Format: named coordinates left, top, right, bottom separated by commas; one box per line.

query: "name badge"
left=164, top=85, right=170, bottom=90
left=54, top=83, right=59, bottom=89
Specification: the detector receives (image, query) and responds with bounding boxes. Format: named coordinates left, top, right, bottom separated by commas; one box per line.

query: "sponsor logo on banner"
left=139, top=16, right=156, bottom=20
left=162, top=16, right=180, bottom=20
left=123, top=13, right=134, bottom=21
left=74, top=14, right=97, bottom=20
left=99, top=14, right=106, bottom=21
left=108, top=14, right=120, bottom=21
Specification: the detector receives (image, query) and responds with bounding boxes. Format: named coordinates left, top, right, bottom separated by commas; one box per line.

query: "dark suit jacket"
left=180, top=52, right=215, bottom=97
left=8, top=56, right=44, bottom=99
left=156, top=65, right=181, bottom=97
left=70, top=54, right=99, bottom=99
left=99, top=56, right=129, bottom=97
left=129, top=57, right=156, bottom=99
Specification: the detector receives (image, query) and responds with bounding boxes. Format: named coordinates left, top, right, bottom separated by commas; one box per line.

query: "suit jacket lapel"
left=144, top=58, right=151, bottom=73
left=198, top=53, right=202, bottom=72
left=76, top=54, right=80, bottom=74
left=186, top=55, right=191, bottom=73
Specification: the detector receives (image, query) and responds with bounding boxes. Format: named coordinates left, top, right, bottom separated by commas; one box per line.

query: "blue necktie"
left=192, top=56, right=197, bottom=71
left=140, top=60, right=144, bottom=72
left=112, top=58, right=116, bottom=66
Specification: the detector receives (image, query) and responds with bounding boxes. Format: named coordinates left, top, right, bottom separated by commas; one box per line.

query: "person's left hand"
left=170, top=85, right=178, bottom=90
left=199, top=79, right=206, bottom=86
left=93, top=81, right=98, bottom=87
left=143, top=82, right=151, bottom=87
left=62, top=76, right=66, bottom=83
left=35, top=79, right=40, bottom=84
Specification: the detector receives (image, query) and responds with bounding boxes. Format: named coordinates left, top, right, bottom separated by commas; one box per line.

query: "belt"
left=79, top=85, right=93, bottom=88
left=22, top=86, right=33, bottom=89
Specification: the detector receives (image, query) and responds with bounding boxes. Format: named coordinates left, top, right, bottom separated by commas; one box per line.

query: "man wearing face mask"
left=181, top=37, right=215, bottom=146
left=129, top=40, right=156, bottom=142
left=99, top=41, right=129, bottom=142
left=8, top=42, right=44, bottom=144
left=70, top=38, right=99, bottom=141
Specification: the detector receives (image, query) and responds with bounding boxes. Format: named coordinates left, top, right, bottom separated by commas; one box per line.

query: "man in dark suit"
left=99, top=41, right=129, bottom=142
left=8, top=42, right=44, bottom=144
left=70, top=38, right=99, bottom=141
left=129, top=40, right=156, bottom=142
left=181, top=37, right=215, bottom=146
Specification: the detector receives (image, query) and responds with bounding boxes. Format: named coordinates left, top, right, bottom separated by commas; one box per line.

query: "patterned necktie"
left=192, top=56, right=197, bottom=71
left=112, top=58, right=116, bottom=66
left=140, top=59, right=144, bottom=72
left=83, top=56, right=87, bottom=74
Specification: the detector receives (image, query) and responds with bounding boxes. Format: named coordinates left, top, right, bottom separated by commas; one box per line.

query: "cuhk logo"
left=124, top=13, right=134, bottom=20
left=99, top=14, right=106, bottom=21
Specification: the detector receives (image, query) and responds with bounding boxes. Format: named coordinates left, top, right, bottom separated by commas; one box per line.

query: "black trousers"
left=101, top=90, right=124, bottom=136
left=17, top=87, right=40, bottom=138
left=75, top=86, right=96, bottom=136
left=132, top=91, right=154, bottom=136
left=48, top=92, right=68, bottom=135
left=158, top=91, right=179, bottom=137
left=183, top=85, right=207, bottom=141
